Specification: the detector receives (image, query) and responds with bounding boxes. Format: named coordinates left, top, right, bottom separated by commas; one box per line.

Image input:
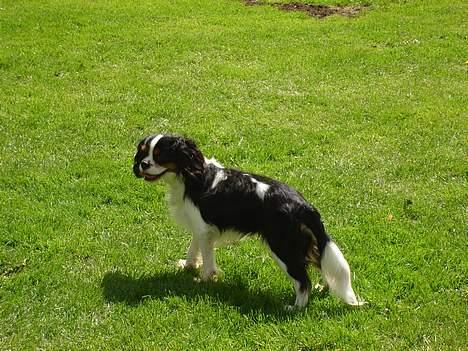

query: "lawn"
left=0, top=0, right=466, bottom=349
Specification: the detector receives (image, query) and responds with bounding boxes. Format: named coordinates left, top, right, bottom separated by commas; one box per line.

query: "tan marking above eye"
left=154, top=148, right=160, bottom=156
left=140, top=144, right=147, bottom=152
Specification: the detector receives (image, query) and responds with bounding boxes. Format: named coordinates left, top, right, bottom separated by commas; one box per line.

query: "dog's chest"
left=166, top=181, right=212, bottom=235
left=165, top=177, right=246, bottom=246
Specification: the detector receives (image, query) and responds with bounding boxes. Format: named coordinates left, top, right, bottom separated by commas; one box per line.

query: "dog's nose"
left=141, top=160, right=151, bottom=170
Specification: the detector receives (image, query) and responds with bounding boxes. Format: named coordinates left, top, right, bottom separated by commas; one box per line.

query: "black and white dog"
left=133, top=134, right=364, bottom=309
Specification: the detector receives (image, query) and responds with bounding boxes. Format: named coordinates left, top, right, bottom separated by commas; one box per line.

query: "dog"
left=133, top=134, right=364, bottom=309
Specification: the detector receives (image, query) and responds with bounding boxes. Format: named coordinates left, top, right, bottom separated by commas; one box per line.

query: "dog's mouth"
left=142, top=170, right=168, bottom=182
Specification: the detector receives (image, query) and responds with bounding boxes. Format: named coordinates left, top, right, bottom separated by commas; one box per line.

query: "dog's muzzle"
left=133, top=162, right=168, bottom=182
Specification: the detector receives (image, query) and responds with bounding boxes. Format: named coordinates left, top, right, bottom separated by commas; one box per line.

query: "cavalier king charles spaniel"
left=133, top=134, right=364, bottom=310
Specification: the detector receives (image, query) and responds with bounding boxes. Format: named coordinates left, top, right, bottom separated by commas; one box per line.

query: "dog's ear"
left=173, top=136, right=205, bottom=181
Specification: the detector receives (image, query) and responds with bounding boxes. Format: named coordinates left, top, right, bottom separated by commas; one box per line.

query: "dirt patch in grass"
left=245, top=1, right=367, bottom=19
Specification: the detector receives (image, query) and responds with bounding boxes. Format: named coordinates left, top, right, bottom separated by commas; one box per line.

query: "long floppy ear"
left=172, top=136, right=205, bottom=181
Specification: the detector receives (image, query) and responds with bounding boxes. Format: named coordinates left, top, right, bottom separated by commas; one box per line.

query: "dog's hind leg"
left=269, top=248, right=311, bottom=310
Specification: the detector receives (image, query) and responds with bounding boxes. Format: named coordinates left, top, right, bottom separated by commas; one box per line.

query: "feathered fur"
left=133, top=134, right=365, bottom=309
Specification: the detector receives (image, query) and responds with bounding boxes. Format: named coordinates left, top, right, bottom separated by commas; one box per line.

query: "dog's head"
left=133, top=134, right=205, bottom=183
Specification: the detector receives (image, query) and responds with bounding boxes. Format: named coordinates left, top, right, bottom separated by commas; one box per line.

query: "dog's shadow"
left=101, top=269, right=347, bottom=319
left=102, top=269, right=286, bottom=316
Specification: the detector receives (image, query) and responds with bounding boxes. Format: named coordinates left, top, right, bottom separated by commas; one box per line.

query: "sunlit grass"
left=0, top=0, right=466, bottom=349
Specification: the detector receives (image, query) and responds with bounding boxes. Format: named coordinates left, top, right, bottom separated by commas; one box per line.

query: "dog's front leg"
left=198, top=232, right=218, bottom=282
left=178, top=235, right=201, bottom=270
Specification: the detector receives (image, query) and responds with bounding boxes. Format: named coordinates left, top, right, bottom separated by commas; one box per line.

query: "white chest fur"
left=166, top=177, right=211, bottom=235
left=165, top=175, right=243, bottom=246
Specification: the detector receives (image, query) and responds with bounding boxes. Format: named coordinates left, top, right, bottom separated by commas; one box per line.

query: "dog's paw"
left=196, top=269, right=222, bottom=283
left=284, top=304, right=304, bottom=313
left=177, top=259, right=200, bottom=271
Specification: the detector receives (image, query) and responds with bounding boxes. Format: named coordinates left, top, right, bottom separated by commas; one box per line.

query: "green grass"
left=0, top=0, right=466, bottom=349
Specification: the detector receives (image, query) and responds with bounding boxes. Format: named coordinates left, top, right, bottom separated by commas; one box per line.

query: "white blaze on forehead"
left=148, top=134, right=164, bottom=161
left=140, top=134, right=167, bottom=176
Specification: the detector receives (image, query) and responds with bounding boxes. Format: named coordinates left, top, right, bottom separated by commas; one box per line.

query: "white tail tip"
left=321, top=241, right=366, bottom=306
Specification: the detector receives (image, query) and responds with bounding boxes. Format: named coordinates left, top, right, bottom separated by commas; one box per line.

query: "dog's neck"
left=164, top=173, right=186, bottom=207
left=164, top=156, right=223, bottom=204
left=164, top=169, right=204, bottom=204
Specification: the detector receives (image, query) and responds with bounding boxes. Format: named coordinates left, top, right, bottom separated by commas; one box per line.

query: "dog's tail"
left=301, top=208, right=365, bottom=306
left=320, top=241, right=365, bottom=306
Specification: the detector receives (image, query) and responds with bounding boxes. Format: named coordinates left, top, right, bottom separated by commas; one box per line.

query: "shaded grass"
left=0, top=0, right=466, bottom=349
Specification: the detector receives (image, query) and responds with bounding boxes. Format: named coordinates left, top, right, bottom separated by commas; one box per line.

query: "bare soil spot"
left=245, top=1, right=367, bottom=19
